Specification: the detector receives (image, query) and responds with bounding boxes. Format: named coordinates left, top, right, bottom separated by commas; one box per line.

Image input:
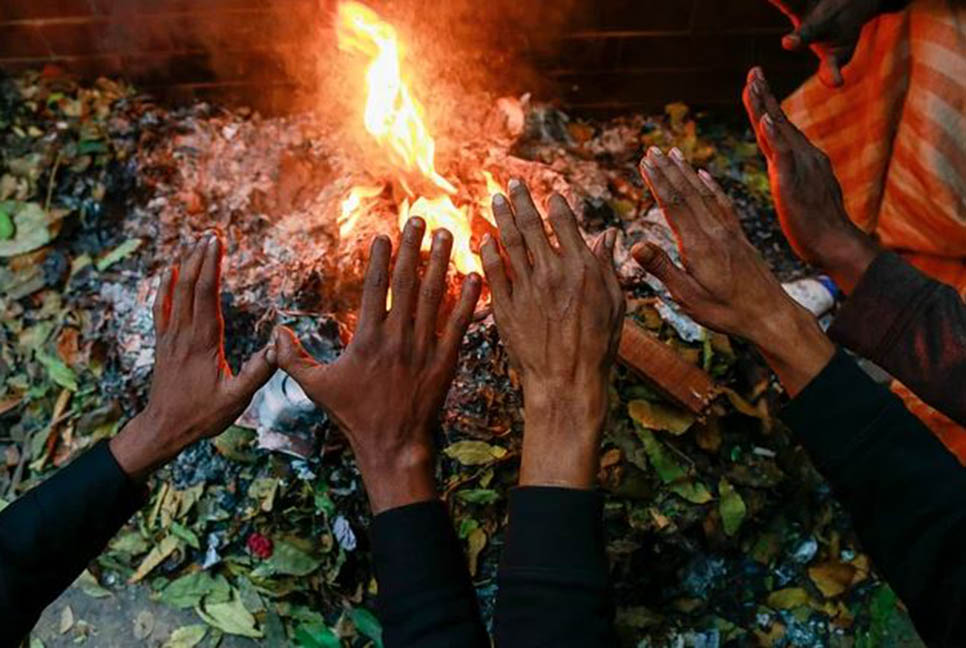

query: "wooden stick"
left=617, top=319, right=716, bottom=414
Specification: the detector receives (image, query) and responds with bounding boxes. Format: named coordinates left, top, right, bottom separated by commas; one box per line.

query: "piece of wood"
left=617, top=319, right=716, bottom=414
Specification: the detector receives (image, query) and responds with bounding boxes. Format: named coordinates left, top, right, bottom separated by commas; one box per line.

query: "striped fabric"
left=783, top=0, right=966, bottom=461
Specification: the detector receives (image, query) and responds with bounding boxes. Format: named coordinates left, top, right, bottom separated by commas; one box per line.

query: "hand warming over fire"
left=481, top=180, right=624, bottom=490
left=273, top=218, right=483, bottom=514
left=633, top=147, right=835, bottom=396
left=109, top=236, right=277, bottom=482
left=768, top=0, right=890, bottom=87
left=743, top=68, right=879, bottom=293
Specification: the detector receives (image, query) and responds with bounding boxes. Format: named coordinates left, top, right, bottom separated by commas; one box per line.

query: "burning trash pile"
left=0, top=3, right=922, bottom=647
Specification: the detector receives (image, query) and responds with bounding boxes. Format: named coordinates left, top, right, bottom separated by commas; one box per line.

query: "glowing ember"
left=335, top=1, right=484, bottom=277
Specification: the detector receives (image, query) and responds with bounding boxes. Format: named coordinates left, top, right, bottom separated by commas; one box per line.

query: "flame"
left=336, top=1, right=482, bottom=277
left=338, top=185, right=383, bottom=239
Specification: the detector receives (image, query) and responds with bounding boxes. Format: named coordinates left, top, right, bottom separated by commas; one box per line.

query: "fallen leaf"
left=252, top=540, right=321, bottom=577
left=454, top=489, right=500, bottom=504
left=129, top=535, right=180, bottom=583
left=348, top=607, right=383, bottom=647
left=808, top=561, right=857, bottom=598
left=294, top=622, right=341, bottom=648
left=133, top=610, right=155, bottom=640
left=637, top=427, right=711, bottom=503
left=466, top=527, right=487, bottom=576
left=196, top=592, right=263, bottom=638
left=444, top=440, right=506, bottom=466
left=718, top=478, right=746, bottom=536
left=162, top=624, right=207, bottom=648
left=95, top=237, right=142, bottom=271
left=74, top=569, right=111, bottom=598
left=0, top=201, right=59, bottom=257
left=767, top=587, right=811, bottom=610
left=36, top=351, right=78, bottom=391
left=161, top=571, right=231, bottom=609
left=59, top=605, right=74, bottom=634
left=628, top=399, right=695, bottom=435
left=248, top=477, right=279, bottom=513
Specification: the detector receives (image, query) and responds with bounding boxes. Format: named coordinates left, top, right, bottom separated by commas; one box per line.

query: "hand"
left=274, top=218, right=483, bottom=514
left=110, top=236, right=276, bottom=482
left=481, top=179, right=624, bottom=489
left=633, top=147, right=835, bottom=396
left=743, top=67, right=879, bottom=292
left=768, top=0, right=887, bottom=87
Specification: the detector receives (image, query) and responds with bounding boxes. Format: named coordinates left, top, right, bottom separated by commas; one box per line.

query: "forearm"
left=829, top=251, right=966, bottom=424
left=371, top=501, right=488, bottom=648
left=0, top=441, right=146, bottom=641
left=782, top=351, right=966, bottom=644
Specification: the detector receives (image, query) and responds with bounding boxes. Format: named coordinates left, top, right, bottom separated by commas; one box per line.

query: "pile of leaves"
left=0, top=69, right=923, bottom=647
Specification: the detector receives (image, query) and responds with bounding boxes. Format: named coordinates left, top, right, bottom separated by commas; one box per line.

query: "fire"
left=335, top=1, right=483, bottom=276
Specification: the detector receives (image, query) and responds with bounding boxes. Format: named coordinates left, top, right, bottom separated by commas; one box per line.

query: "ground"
left=0, top=70, right=927, bottom=647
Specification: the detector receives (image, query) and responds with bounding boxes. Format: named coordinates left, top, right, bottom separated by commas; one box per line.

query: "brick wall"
left=0, top=0, right=814, bottom=116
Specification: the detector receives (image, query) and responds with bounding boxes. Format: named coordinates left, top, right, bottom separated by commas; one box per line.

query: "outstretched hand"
left=633, top=147, right=834, bottom=396
left=742, top=67, right=878, bottom=292
left=769, top=0, right=888, bottom=87
left=481, top=180, right=624, bottom=489
left=274, top=218, right=482, bottom=514
left=110, top=235, right=276, bottom=482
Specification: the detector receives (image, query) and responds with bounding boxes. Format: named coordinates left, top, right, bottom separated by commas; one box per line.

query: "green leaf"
left=74, top=569, right=111, bottom=599
left=162, top=624, right=207, bottom=648
left=348, top=607, right=383, bottom=647
left=0, top=201, right=58, bottom=257
left=0, top=207, right=13, bottom=240
left=454, top=489, right=500, bottom=505
left=718, top=478, right=746, bottom=536
left=129, top=535, right=180, bottom=583
left=212, top=426, right=257, bottom=463
left=196, top=592, right=263, bottom=638
left=95, top=238, right=142, bottom=271
left=252, top=540, right=321, bottom=577
left=77, top=139, right=109, bottom=155
left=110, top=531, right=150, bottom=556
left=294, top=622, right=341, bottom=648
left=637, top=427, right=711, bottom=504
left=35, top=351, right=78, bottom=391
left=170, top=522, right=201, bottom=550
left=443, top=440, right=506, bottom=466
left=247, top=477, right=280, bottom=513
left=161, top=572, right=230, bottom=609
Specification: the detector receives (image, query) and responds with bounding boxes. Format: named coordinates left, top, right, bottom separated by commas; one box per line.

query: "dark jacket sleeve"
left=494, top=487, right=616, bottom=647
left=0, top=440, right=146, bottom=642
left=829, top=251, right=966, bottom=424
left=370, top=500, right=488, bottom=648
left=782, top=350, right=966, bottom=646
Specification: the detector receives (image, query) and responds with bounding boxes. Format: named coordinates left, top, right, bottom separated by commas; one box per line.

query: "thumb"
left=782, top=2, right=835, bottom=50
left=229, top=342, right=276, bottom=402
left=631, top=242, right=705, bottom=305
left=273, top=326, right=324, bottom=386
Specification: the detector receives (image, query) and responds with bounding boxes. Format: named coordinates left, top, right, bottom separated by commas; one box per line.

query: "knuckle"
left=365, top=270, right=388, bottom=290
left=501, top=230, right=524, bottom=249
left=420, top=281, right=444, bottom=302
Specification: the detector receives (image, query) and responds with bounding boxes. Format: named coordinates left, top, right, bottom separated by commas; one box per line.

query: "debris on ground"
left=0, top=69, right=922, bottom=647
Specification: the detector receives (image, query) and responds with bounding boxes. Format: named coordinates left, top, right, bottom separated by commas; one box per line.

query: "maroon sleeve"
left=828, top=251, right=966, bottom=425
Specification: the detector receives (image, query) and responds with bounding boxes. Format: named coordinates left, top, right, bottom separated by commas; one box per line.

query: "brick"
left=617, top=33, right=756, bottom=70
left=1, top=0, right=96, bottom=21
left=530, top=36, right=622, bottom=71
left=595, top=0, right=694, bottom=33
left=37, top=19, right=111, bottom=56
left=0, top=23, right=52, bottom=58
left=691, top=0, right=789, bottom=33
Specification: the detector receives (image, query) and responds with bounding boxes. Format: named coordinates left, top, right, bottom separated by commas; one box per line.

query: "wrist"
left=355, top=442, right=437, bottom=515
left=520, top=378, right=608, bottom=489
left=109, top=409, right=184, bottom=483
left=751, top=303, right=835, bottom=397
left=816, top=228, right=879, bottom=294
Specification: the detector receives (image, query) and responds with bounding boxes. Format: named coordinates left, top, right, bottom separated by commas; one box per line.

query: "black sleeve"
left=829, top=251, right=966, bottom=424
left=494, top=487, right=615, bottom=648
left=370, top=500, right=488, bottom=648
left=0, top=440, right=146, bottom=642
left=782, top=350, right=966, bottom=646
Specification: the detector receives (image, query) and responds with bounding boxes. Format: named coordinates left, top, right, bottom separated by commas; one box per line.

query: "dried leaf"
left=252, top=540, right=321, bottom=577
left=0, top=201, right=59, bottom=258
left=75, top=569, right=111, bottom=599
left=637, top=427, right=711, bottom=504
left=443, top=440, right=506, bottom=465
left=808, top=561, right=857, bottom=598
left=161, top=571, right=230, bottom=609
left=466, top=527, right=487, bottom=576
left=162, top=625, right=207, bottom=648
left=95, top=237, right=142, bottom=271
left=129, top=535, right=180, bottom=584
left=628, top=399, right=695, bottom=435
left=36, top=351, right=77, bottom=391
left=767, top=587, right=811, bottom=610
left=133, top=610, right=155, bottom=640
left=248, top=477, right=279, bottom=512
left=718, top=478, right=746, bottom=536
left=58, top=605, right=74, bottom=634
left=196, top=593, right=263, bottom=638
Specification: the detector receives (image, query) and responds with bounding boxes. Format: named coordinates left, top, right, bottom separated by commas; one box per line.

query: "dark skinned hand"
left=481, top=179, right=624, bottom=489
left=743, top=67, right=879, bottom=292
left=633, top=147, right=835, bottom=396
left=110, top=235, right=277, bottom=482
left=273, top=217, right=483, bottom=514
left=769, top=0, right=892, bottom=87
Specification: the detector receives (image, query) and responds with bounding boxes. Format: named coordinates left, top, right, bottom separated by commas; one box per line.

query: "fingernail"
left=207, top=234, right=219, bottom=249
left=669, top=147, right=685, bottom=162
left=762, top=113, right=775, bottom=132
left=648, top=146, right=663, bottom=158
left=492, top=193, right=507, bottom=206
left=468, top=273, right=482, bottom=286
left=266, top=346, right=277, bottom=365
left=435, top=229, right=451, bottom=243
left=409, top=216, right=425, bottom=229
left=508, top=178, right=523, bottom=191
left=698, top=169, right=715, bottom=185
left=606, top=229, right=618, bottom=248
left=640, top=156, right=654, bottom=170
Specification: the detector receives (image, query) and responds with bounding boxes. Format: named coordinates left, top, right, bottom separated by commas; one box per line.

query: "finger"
left=743, top=68, right=772, bottom=159
left=818, top=52, right=845, bottom=88
left=508, top=178, right=555, bottom=269
left=228, top=342, right=276, bottom=402
left=546, top=193, right=585, bottom=257
left=480, top=233, right=511, bottom=305
left=783, top=1, right=838, bottom=49
left=414, top=228, right=453, bottom=352
left=632, top=242, right=706, bottom=307
left=388, top=217, right=426, bottom=325
left=193, top=235, right=224, bottom=335
left=669, top=148, right=717, bottom=201
left=172, top=239, right=207, bottom=327
left=697, top=170, right=742, bottom=231
left=152, top=266, right=175, bottom=337
left=640, top=154, right=698, bottom=242
left=595, top=229, right=625, bottom=310
left=491, top=193, right=530, bottom=281
left=438, top=273, right=482, bottom=367
left=760, top=114, right=797, bottom=182
left=647, top=147, right=720, bottom=233
left=274, top=326, right=324, bottom=387
left=358, top=235, right=392, bottom=336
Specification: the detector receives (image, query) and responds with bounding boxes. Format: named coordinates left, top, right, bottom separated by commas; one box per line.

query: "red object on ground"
left=247, top=532, right=274, bottom=559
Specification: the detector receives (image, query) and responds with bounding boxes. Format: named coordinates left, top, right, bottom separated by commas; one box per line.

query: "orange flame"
left=336, top=1, right=483, bottom=276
